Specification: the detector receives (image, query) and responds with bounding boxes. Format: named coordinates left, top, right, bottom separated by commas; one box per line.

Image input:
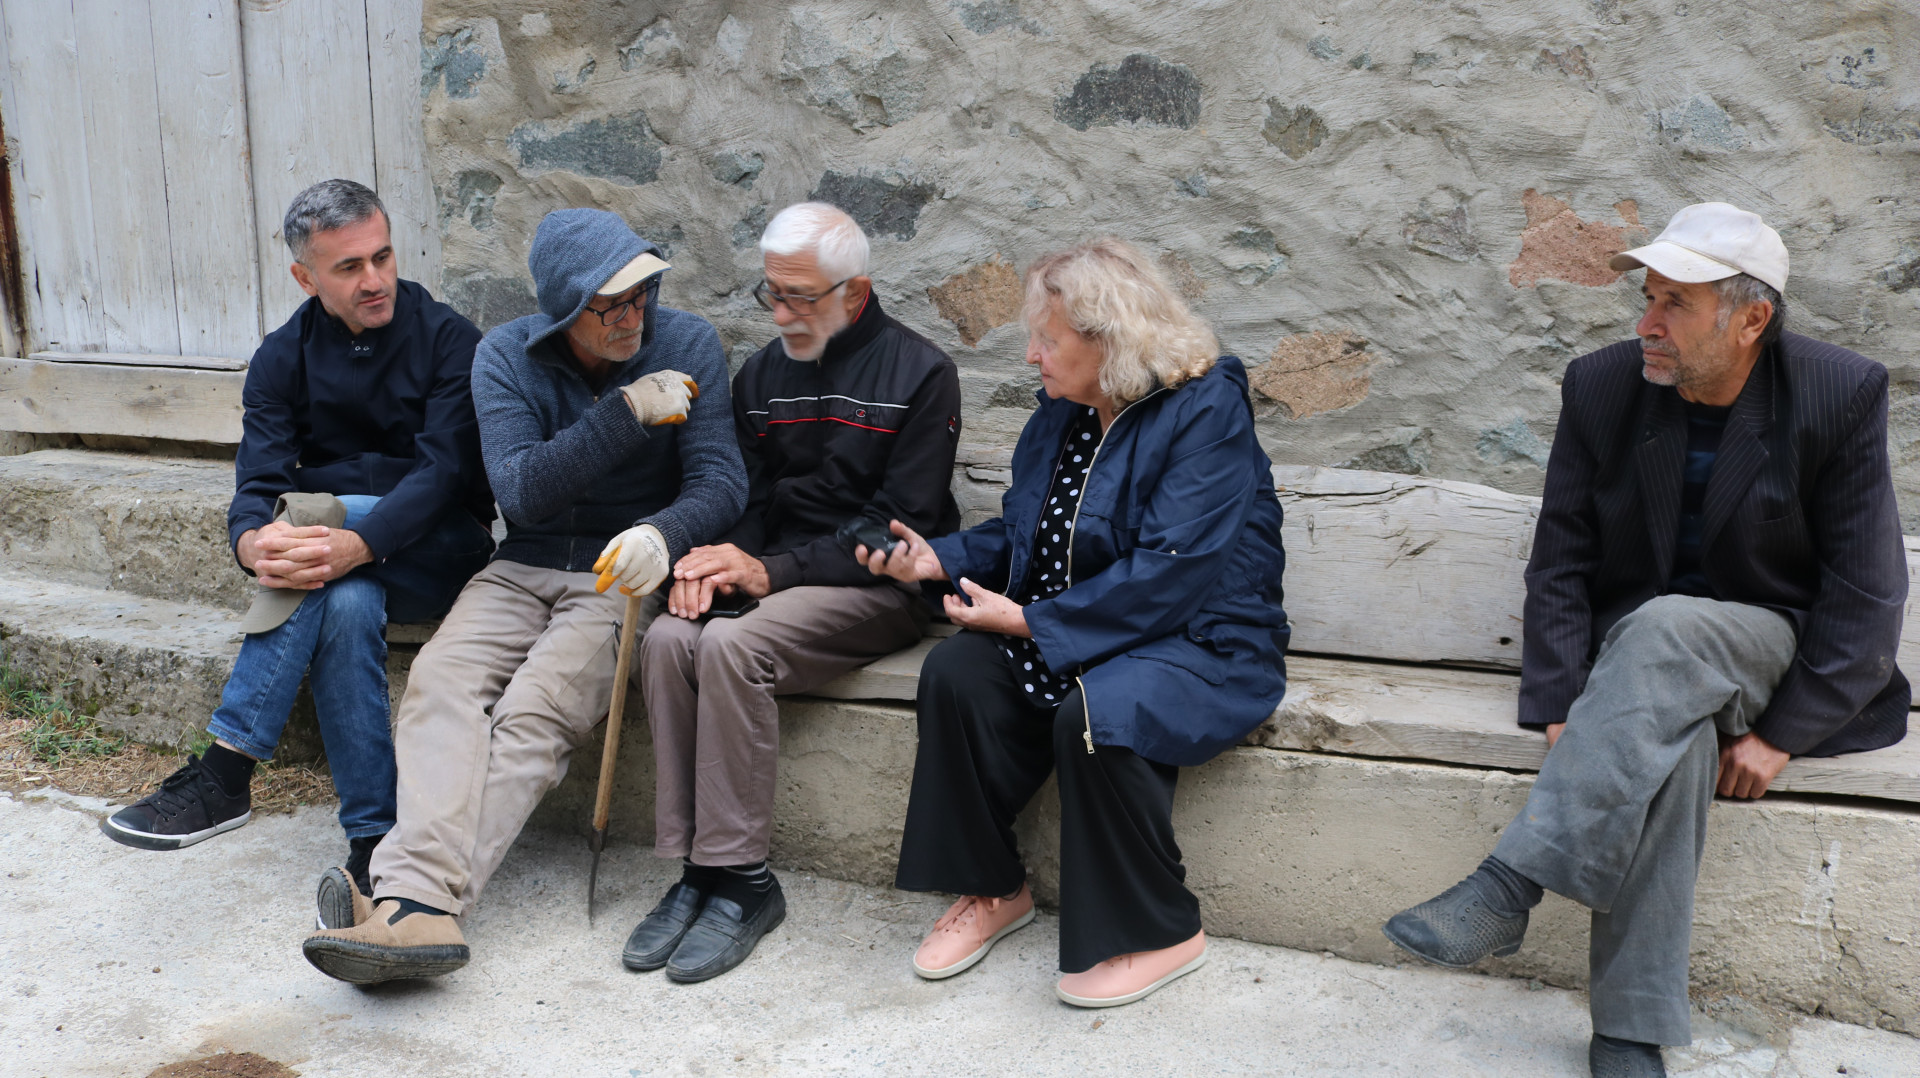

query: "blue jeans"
left=206, top=497, right=493, bottom=839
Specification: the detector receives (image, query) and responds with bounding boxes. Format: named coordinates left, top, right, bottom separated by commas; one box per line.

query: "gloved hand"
left=620, top=370, right=700, bottom=426
left=593, top=523, right=671, bottom=596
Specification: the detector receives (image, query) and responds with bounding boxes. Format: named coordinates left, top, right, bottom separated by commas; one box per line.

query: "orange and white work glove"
left=593, top=523, right=670, bottom=595
left=620, top=370, right=700, bottom=426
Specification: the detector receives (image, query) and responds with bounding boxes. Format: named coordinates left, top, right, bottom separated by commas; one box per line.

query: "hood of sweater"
left=523, top=208, right=667, bottom=352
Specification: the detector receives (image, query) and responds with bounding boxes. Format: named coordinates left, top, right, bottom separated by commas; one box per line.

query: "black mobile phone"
left=835, top=516, right=902, bottom=558
left=701, top=590, right=761, bottom=619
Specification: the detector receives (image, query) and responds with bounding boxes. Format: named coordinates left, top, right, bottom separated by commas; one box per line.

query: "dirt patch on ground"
left=146, top=1053, right=299, bottom=1078
left=0, top=719, right=336, bottom=814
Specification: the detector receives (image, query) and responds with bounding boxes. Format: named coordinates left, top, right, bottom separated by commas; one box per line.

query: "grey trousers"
left=1493, top=594, right=1796, bottom=1046
left=370, top=560, right=660, bottom=915
left=639, top=583, right=926, bottom=866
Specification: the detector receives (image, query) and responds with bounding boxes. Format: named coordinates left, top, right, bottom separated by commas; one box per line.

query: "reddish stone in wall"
left=1507, top=190, right=1645, bottom=289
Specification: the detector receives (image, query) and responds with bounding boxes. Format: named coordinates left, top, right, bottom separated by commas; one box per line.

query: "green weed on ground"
left=0, top=666, right=124, bottom=765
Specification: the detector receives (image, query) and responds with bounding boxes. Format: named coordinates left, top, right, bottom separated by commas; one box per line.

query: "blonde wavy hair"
left=1022, top=238, right=1218, bottom=409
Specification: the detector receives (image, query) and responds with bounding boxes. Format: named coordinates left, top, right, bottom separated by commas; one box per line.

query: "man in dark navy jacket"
left=103, top=180, right=494, bottom=901
left=1384, top=204, right=1908, bottom=1078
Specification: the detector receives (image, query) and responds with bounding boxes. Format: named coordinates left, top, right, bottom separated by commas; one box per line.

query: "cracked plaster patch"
left=1508, top=190, right=1643, bottom=289
left=1249, top=331, right=1374, bottom=420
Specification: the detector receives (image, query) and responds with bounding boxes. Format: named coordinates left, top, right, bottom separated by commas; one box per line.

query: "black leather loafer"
left=664, top=877, right=786, bottom=983
left=623, top=881, right=708, bottom=971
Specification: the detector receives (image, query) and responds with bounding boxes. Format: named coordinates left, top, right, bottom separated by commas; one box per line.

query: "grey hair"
left=759, top=202, right=870, bottom=280
left=1713, top=273, right=1785, bottom=348
left=283, top=179, right=388, bottom=263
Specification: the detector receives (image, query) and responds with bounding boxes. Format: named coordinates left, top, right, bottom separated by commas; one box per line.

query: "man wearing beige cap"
left=300, top=208, right=746, bottom=986
left=1385, top=203, right=1908, bottom=1077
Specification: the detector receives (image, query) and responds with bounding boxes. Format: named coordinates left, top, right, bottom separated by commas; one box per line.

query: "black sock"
left=375, top=896, right=449, bottom=923
left=678, top=858, right=720, bottom=892
left=1595, top=1034, right=1662, bottom=1054
left=346, top=834, right=384, bottom=895
left=198, top=742, right=256, bottom=798
left=1473, top=856, right=1544, bottom=915
left=707, top=861, right=774, bottom=919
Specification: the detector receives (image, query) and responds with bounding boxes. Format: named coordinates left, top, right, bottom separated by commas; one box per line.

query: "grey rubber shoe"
left=1589, top=1035, right=1666, bottom=1078
left=1382, top=876, right=1528, bottom=968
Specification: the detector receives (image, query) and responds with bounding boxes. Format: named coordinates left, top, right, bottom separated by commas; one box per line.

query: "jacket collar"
left=815, top=291, right=887, bottom=364
left=1632, top=343, right=1776, bottom=572
left=1700, top=343, right=1776, bottom=553
left=316, top=281, right=409, bottom=353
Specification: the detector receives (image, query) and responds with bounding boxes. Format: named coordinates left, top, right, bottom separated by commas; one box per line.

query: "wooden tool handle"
left=592, top=593, right=645, bottom=832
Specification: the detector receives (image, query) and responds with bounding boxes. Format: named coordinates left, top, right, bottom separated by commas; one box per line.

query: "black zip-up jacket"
left=725, top=294, right=962, bottom=591
left=228, top=279, right=492, bottom=563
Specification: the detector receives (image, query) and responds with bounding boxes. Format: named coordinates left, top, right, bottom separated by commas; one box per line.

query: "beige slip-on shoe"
left=1055, top=930, right=1208, bottom=1008
left=912, top=884, right=1036, bottom=980
left=302, top=899, right=470, bottom=985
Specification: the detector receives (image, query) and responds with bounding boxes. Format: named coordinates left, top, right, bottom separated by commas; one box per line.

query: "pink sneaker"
left=1055, top=930, right=1208, bottom=1008
left=912, top=885, right=1036, bottom=980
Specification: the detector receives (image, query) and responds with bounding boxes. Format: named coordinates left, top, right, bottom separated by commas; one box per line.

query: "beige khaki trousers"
left=370, top=559, right=658, bottom=915
left=640, top=583, right=925, bottom=866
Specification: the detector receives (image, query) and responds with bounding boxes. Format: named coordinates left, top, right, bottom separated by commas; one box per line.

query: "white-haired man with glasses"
left=621, top=202, right=962, bottom=983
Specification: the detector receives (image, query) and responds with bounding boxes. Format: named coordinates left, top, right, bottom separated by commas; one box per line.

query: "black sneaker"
left=99, top=755, right=251, bottom=851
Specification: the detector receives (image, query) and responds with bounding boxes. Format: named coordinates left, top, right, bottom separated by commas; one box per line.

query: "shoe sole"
left=912, top=906, right=1037, bottom=980
left=301, top=937, right=470, bottom=986
left=1055, top=947, right=1209, bottom=1009
left=1381, top=920, right=1523, bottom=969
left=316, top=867, right=356, bottom=932
left=664, top=902, right=786, bottom=984
left=99, top=810, right=251, bottom=851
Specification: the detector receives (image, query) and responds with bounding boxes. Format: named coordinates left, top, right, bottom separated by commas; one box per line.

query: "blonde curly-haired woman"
left=861, top=238, right=1290, bottom=1007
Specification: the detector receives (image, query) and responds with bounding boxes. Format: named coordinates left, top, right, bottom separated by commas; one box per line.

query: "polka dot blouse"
left=1001, top=405, right=1103, bottom=708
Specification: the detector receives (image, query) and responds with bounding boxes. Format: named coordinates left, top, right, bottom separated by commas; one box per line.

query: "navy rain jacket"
left=228, top=279, right=492, bottom=563
left=928, top=357, right=1290, bottom=766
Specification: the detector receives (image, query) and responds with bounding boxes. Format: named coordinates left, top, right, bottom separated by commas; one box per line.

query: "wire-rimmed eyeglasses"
left=753, top=277, right=851, bottom=314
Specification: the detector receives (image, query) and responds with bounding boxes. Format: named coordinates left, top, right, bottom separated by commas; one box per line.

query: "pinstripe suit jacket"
left=1520, top=333, right=1909, bottom=757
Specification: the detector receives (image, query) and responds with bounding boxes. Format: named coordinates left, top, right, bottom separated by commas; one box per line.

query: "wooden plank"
left=239, top=0, right=376, bottom=326
left=1274, top=465, right=1535, bottom=669
left=70, top=0, right=180, bottom=354
left=0, top=0, right=104, bottom=352
left=148, top=0, right=261, bottom=360
left=364, top=0, right=441, bottom=293
left=32, top=350, right=247, bottom=371
left=0, top=356, right=242, bottom=442
left=1255, top=655, right=1920, bottom=804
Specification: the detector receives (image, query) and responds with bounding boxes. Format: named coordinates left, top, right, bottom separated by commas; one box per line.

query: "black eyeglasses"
left=753, top=277, right=851, bottom=314
left=584, top=280, right=658, bottom=326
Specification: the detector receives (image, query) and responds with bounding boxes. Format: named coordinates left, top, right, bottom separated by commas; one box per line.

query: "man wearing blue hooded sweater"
left=302, top=209, right=747, bottom=985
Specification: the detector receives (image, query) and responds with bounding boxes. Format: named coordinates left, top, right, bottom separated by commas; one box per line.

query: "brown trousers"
left=640, top=583, right=925, bottom=866
left=369, top=559, right=659, bottom=915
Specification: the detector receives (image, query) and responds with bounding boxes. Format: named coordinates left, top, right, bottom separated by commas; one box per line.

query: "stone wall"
left=419, top=1, right=1920, bottom=518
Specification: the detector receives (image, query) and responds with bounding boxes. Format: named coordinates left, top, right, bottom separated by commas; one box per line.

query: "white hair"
left=759, top=202, right=870, bottom=280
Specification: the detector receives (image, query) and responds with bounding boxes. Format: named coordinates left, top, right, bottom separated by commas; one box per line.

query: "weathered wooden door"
left=0, top=0, right=435, bottom=363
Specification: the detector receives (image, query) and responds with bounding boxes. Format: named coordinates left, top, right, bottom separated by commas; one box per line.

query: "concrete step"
left=0, top=570, right=413, bottom=757
left=537, top=691, right=1920, bottom=1039
left=0, top=448, right=246, bottom=611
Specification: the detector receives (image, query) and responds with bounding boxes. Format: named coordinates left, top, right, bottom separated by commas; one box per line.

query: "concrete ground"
left=4, top=791, right=1916, bottom=1078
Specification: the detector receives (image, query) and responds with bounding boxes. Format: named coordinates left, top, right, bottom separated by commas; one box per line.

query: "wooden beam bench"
left=812, top=465, right=1920, bottom=806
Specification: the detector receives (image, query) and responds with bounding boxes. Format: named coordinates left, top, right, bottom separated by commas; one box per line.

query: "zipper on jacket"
left=1077, top=675, right=1094, bottom=754
left=1061, top=385, right=1171, bottom=755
